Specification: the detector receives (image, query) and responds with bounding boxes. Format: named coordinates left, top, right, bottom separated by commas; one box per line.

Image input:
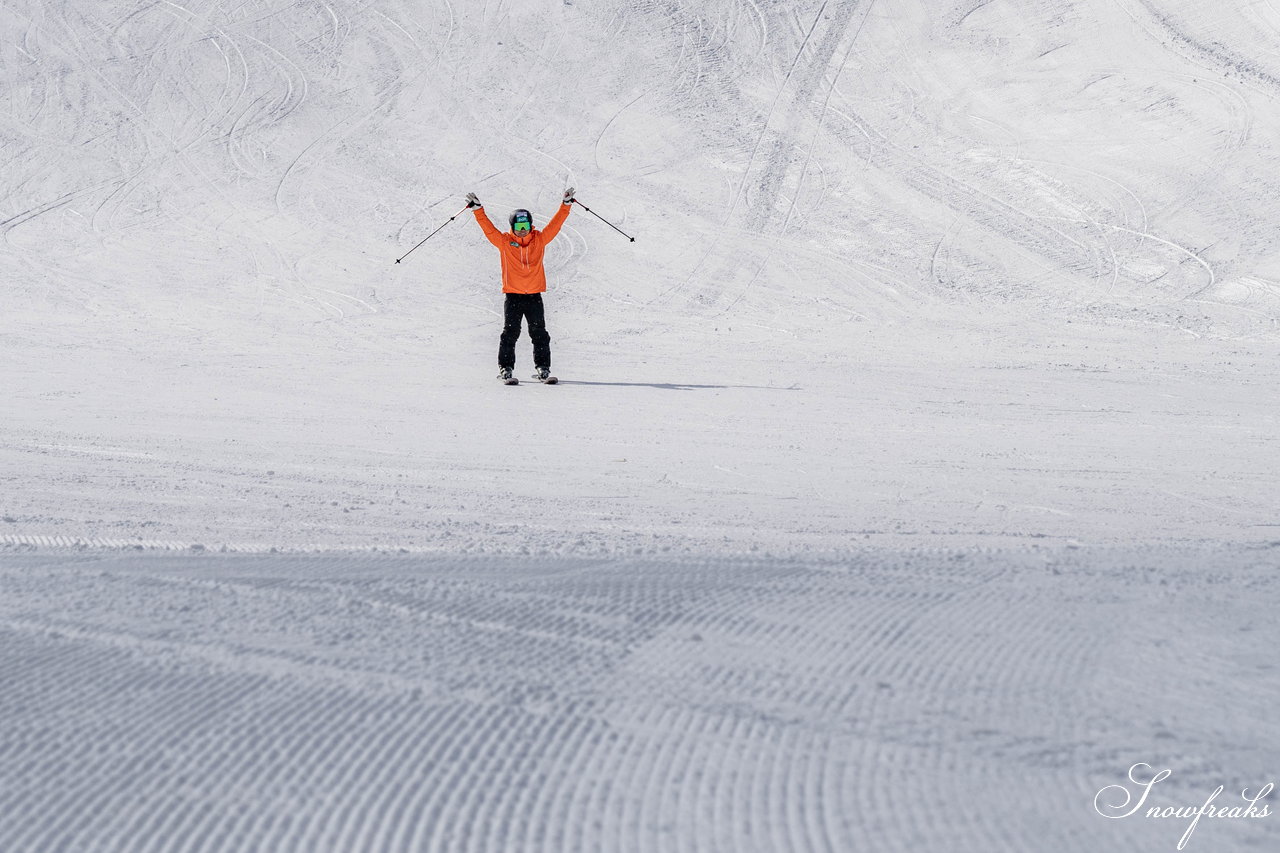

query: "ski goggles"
left=512, top=215, right=532, bottom=233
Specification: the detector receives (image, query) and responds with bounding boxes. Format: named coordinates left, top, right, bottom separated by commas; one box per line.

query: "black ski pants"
left=499, top=292, right=551, bottom=371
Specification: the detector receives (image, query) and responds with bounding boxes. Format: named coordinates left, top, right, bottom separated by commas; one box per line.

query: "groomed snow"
left=2, top=0, right=1278, bottom=850
left=2, top=546, right=1276, bottom=851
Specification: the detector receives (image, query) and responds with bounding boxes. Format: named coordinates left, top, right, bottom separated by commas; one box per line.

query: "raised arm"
left=539, top=200, right=572, bottom=244
left=467, top=193, right=506, bottom=248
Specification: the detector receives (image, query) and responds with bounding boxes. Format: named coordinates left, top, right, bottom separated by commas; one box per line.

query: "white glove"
left=563, top=187, right=575, bottom=205
left=465, top=192, right=481, bottom=209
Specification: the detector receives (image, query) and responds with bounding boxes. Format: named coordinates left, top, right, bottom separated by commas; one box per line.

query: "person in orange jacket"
left=466, top=188, right=575, bottom=384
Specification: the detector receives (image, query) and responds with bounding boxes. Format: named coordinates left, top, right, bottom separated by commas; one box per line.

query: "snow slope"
left=2, top=0, right=1279, bottom=850
left=3, top=0, right=1280, bottom=555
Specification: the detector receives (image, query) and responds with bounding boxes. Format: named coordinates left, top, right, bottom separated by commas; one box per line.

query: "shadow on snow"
left=558, top=380, right=800, bottom=392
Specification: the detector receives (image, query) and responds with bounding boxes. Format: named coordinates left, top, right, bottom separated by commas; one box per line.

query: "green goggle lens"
left=513, top=220, right=531, bottom=233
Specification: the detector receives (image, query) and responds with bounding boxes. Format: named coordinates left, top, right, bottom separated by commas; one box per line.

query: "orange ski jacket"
left=473, top=203, right=572, bottom=294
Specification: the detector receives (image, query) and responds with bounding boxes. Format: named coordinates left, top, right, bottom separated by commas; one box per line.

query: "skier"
left=465, top=188, right=575, bottom=385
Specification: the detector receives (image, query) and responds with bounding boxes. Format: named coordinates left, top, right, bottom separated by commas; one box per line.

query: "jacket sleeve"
left=538, top=202, right=572, bottom=244
left=472, top=207, right=506, bottom=248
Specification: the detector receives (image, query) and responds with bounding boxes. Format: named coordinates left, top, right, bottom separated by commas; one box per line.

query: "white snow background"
left=2, top=0, right=1278, bottom=850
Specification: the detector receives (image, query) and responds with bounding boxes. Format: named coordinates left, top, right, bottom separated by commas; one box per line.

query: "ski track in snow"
left=1, top=547, right=1276, bottom=852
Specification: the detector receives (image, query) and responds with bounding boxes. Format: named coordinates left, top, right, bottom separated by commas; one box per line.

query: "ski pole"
left=572, top=198, right=635, bottom=242
left=395, top=204, right=471, bottom=264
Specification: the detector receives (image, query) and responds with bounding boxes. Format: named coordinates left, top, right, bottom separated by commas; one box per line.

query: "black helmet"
left=509, top=209, right=533, bottom=233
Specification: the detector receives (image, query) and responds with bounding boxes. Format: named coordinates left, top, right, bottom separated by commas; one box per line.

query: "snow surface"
left=2, top=0, right=1279, bottom=850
